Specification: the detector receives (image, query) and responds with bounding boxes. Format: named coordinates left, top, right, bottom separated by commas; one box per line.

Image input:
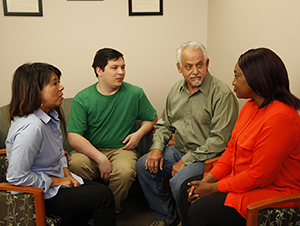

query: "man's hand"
left=122, top=132, right=142, bottom=150
left=172, top=159, right=186, bottom=177
left=97, top=156, right=112, bottom=182
left=122, top=116, right=158, bottom=150
left=145, top=149, right=164, bottom=173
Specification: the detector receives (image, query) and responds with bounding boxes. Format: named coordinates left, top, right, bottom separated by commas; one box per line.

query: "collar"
left=179, top=70, right=212, bottom=97
left=34, top=108, right=59, bottom=124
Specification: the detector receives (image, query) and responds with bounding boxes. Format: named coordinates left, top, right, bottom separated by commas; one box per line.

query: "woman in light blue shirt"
left=6, top=63, right=115, bottom=226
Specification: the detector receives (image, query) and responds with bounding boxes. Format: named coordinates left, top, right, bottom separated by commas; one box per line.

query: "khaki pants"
left=69, top=148, right=138, bottom=213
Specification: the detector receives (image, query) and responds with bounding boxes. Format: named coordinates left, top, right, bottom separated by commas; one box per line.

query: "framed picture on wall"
left=129, top=0, right=163, bottom=16
left=3, top=0, right=43, bottom=16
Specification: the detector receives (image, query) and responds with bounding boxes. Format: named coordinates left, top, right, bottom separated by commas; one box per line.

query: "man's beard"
left=189, top=75, right=203, bottom=87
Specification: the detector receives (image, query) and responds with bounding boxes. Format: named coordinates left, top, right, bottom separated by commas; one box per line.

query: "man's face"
left=97, top=57, right=125, bottom=90
left=177, top=47, right=209, bottom=93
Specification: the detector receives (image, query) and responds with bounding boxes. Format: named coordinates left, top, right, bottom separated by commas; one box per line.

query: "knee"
left=69, top=154, right=96, bottom=180
left=169, top=177, right=181, bottom=197
left=180, top=179, right=190, bottom=198
left=69, top=156, right=88, bottom=172
left=95, top=185, right=115, bottom=208
left=179, top=181, right=190, bottom=211
left=102, top=186, right=114, bottom=202
left=69, top=152, right=86, bottom=167
left=117, top=165, right=136, bottom=182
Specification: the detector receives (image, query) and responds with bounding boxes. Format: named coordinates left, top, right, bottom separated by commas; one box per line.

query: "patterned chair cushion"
left=0, top=154, right=8, bottom=183
left=0, top=191, right=62, bottom=226
left=0, top=152, right=62, bottom=226
left=0, top=191, right=36, bottom=226
left=258, top=207, right=300, bottom=226
left=46, top=214, right=62, bottom=226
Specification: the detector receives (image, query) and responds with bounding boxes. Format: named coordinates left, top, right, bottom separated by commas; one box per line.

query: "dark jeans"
left=180, top=175, right=246, bottom=226
left=45, top=179, right=115, bottom=226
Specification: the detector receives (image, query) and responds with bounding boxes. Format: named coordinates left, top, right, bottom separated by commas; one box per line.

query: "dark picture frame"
left=3, top=0, right=43, bottom=16
left=129, top=0, right=163, bottom=16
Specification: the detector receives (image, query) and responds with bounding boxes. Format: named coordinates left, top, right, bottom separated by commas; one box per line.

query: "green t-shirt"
left=67, top=82, right=156, bottom=149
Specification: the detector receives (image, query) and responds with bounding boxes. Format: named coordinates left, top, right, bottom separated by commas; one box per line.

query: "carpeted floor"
left=116, top=181, right=154, bottom=226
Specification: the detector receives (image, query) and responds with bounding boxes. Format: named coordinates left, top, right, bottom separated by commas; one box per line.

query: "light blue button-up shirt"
left=6, top=108, right=83, bottom=199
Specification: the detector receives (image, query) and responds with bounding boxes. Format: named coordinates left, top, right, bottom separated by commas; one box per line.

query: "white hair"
left=176, top=41, right=208, bottom=67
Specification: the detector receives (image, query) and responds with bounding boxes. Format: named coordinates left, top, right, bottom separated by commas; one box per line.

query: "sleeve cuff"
left=40, top=173, right=52, bottom=193
left=181, top=152, right=196, bottom=165
left=60, top=156, right=68, bottom=168
left=216, top=179, right=229, bottom=193
left=150, top=142, right=165, bottom=152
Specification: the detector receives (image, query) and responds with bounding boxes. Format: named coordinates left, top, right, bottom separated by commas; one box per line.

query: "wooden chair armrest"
left=0, top=182, right=44, bottom=193
left=0, top=183, right=46, bottom=226
left=0, top=149, right=6, bottom=155
left=204, top=156, right=220, bottom=172
left=246, top=193, right=300, bottom=226
left=64, top=150, right=69, bottom=163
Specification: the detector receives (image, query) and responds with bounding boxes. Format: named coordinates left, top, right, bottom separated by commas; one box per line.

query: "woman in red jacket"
left=179, top=48, right=300, bottom=226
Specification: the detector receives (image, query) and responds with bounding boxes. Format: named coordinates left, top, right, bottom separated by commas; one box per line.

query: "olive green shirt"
left=151, top=71, right=239, bottom=165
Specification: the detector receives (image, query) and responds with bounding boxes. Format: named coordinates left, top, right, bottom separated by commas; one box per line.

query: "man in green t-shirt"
left=67, top=48, right=157, bottom=213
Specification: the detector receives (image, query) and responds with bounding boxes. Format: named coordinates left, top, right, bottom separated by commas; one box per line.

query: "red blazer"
left=210, top=100, right=300, bottom=218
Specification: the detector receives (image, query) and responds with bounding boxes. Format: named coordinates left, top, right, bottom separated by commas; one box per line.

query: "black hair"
left=238, top=48, right=300, bottom=109
left=91, top=48, right=124, bottom=77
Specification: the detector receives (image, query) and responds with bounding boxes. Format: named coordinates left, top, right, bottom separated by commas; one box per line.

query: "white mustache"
left=190, top=75, right=202, bottom=79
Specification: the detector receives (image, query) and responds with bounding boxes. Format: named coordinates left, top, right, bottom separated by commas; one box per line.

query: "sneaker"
left=150, top=212, right=179, bottom=226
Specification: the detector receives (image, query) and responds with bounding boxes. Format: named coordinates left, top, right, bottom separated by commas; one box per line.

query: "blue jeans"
left=136, top=145, right=204, bottom=220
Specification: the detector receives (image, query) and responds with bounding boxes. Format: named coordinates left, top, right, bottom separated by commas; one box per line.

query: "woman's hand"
left=50, top=176, right=77, bottom=187
left=187, top=180, right=219, bottom=204
left=64, top=167, right=81, bottom=187
left=50, top=167, right=81, bottom=187
left=50, top=176, right=78, bottom=187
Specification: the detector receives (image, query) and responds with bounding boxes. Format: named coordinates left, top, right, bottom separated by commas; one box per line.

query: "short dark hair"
left=238, top=48, right=300, bottom=109
left=92, top=48, right=124, bottom=77
left=8, top=62, right=66, bottom=136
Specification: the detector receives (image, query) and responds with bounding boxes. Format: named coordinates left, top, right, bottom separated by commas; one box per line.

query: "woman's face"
left=40, top=72, right=64, bottom=114
left=232, top=63, right=254, bottom=99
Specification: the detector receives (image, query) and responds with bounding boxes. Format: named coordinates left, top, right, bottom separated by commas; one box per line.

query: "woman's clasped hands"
left=187, top=173, right=220, bottom=204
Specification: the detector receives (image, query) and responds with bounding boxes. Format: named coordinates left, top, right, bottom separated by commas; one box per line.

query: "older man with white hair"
left=136, top=41, right=239, bottom=226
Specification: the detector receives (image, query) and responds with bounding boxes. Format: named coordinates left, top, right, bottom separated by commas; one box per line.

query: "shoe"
left=150, top=212, right=179, bottom=226
left=177, top=222, right=182, bottom=226
left=87, top=219, right=93, bottom=225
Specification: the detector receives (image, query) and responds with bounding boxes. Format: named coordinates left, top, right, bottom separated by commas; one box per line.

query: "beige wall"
left=0, top=0, right=208, bottom=116
left=207, top=0, right=300, bottom=110
left=1, top=0, right=300, bottom=116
